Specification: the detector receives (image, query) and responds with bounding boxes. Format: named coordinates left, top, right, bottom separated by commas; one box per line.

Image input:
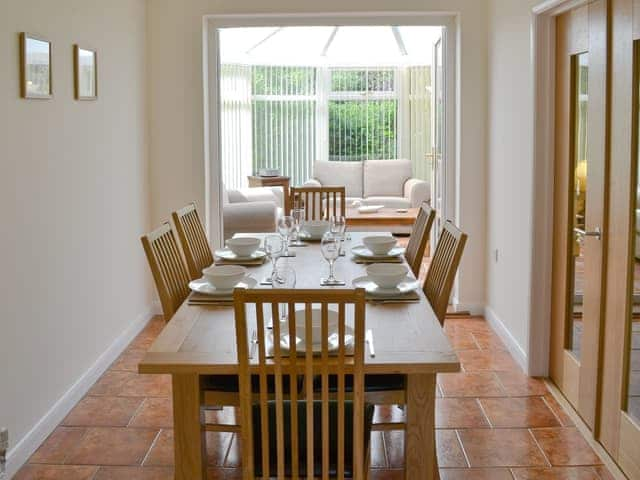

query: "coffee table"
left=346, top=207, right=419, bottom=234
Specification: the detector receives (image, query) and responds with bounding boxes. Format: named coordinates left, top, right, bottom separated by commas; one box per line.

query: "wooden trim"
left=577, top=0, right=610, bottom=432
left=598, top=0, right=636, bottom=455
left=619, top=412, right=640, bottom=478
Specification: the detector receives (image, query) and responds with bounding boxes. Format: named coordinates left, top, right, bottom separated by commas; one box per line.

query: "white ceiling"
left=219, top=26, right=443, bottom=66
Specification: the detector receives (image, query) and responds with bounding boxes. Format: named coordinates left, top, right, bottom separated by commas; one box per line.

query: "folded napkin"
left=351, top=256, right=403, bottom=264
left=214, top=256, right=266, bottom=266
left=187, top=291, right=233, bottom=306
left=366, top=289, right=421, bottom=304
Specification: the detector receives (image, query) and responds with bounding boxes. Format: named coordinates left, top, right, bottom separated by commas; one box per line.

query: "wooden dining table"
left=139, top=232, right=459, bottom=480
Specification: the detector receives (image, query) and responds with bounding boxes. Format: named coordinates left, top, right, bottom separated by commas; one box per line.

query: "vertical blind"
left=220, top=64, right=431, bottom=189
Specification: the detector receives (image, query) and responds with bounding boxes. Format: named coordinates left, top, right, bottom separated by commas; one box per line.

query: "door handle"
left=574, top=227, right=602, bottom=240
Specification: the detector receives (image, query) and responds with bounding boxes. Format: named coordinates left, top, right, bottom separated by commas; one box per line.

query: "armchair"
left=222, top=186, right=282, bottom=240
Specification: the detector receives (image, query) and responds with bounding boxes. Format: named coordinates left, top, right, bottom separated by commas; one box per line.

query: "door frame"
left=529, top=0, right=594, bottom=376
left=202, top=11, right=459, bottom=291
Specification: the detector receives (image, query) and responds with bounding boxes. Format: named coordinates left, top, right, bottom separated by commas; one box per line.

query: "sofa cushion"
left=363, top=159, right=412, bottom=197
left=313, top=161, right=363, bottom=198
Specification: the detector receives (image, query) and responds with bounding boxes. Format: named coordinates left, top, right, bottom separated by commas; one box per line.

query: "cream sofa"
left=222, top=186, right=282, bottom=240
left=303, top=159, right=429, bottom=209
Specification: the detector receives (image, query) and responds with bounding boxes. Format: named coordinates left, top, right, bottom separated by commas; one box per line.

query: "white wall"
left=147, top=0, right=488, bottom=310
left=0, top=0, right=151, bottom=471
left=486, top=0, right=539, bottom=370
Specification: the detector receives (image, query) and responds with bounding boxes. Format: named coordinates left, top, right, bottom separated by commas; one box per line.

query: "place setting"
left=214, top=237, right=267, bottom=266
left=351, top=235, right=405, bottom=264
left=188, top=265, right=256, bottom=305
left=257, top=306, right=357, bottom=358
left=352, top=263, right=421, bottom=304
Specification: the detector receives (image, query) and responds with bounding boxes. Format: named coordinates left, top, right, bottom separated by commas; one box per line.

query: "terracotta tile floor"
left=15, top=313, right=616, bottom=480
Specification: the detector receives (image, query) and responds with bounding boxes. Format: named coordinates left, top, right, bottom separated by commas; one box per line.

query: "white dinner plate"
left=351, top=245, right=405, bottom=259
left=269, top=308, right=354, bottom=354
left=352, top=275, right=420, bottom=297
left=214, top=248, right=267, bottom=261
left=189, top=276, right=257, bottom=295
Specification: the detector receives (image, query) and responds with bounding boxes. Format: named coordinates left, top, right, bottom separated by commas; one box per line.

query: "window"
left=328, top=68, right=398, bottom=161
left=220, top=64, right=431, bottom=188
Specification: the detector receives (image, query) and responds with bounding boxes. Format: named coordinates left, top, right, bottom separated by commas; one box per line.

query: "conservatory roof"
left=219, top=26, right=442, bottom=66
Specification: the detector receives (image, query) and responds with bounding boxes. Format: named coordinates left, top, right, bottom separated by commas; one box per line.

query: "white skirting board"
left=484, top=305, right=528, bottom=373
left=5, top=305, right=156, bottom=478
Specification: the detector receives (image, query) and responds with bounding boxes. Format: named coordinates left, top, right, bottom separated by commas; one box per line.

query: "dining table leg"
left=172, top=374, right=206, bottom=480
left=405, top=373, right=439, bottom=480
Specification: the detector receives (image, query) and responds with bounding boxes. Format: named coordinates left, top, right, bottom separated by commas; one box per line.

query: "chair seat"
left=313, top=374, right=406, bottom=393
left=202, top=375, right=299, bottom=393
left=252, top=400, right=374, bottom=478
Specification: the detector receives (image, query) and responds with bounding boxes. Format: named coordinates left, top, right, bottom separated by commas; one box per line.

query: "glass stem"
left=329, top=259, right=335, bottom=281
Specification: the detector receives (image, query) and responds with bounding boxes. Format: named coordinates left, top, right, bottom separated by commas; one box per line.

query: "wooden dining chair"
left=423, top=221, right=468, bottom=325
left=290, top=186, right=346, bottom=221
left=404, top=202, right=436, bottom=277
left=172, top=203, right=214, bottom=280
left=141, top=223, right=191, bottom=322
left=233, top=288, right=373, bottom=479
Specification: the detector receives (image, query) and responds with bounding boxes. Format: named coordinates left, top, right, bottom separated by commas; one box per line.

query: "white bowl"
left=366, top=264, right=409, bottom=289
left=362, top=236, right=397, bottom=255
left=202, top=265, right=247, bottom=290
left=226, top=237, right=261, bottom=257
left=303, top=220, right=330, bottom=238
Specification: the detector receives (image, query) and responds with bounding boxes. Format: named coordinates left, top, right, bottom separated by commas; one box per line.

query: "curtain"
left=220, top=64, right=253, bottom=189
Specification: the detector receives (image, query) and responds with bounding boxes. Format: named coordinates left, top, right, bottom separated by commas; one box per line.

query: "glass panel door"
left=569, top=52, right=590, bottom=359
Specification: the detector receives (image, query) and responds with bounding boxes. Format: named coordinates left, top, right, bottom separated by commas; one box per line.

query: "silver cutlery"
left=366, top=329, right=375, bottom=357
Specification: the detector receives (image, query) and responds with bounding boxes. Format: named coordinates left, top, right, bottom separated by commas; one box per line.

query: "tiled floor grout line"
left=379, top=430, right=390, bottom=469
left=526, top=427, right=553, bottom=468
left=140, top=428, right=163, bottom=467
left=222, top=432, right=235, bottom=467
left=453, top=428, right=472, bottom=468
left=126, top=397, right=148, bottom=428
left=474, top=397, right=494, bottom=428
left=540, top=394, right=566, bottom=427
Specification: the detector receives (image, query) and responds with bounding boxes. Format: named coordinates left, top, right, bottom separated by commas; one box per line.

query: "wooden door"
left=597, top=0, right=640, bottom=477
left=550, top=1, right=609, bottom=431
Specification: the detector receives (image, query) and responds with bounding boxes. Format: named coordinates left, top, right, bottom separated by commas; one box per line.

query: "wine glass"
left=272, top=264, right=296, bottom=322
left=263, top=234, right=283, bottom=285
left=330, top=215, right=347, bottom=255
left=278, top=216, right=295, bottom=256
left=290, top=208, right=306, bottom=247
left=320, top=232, right=344, bottom=285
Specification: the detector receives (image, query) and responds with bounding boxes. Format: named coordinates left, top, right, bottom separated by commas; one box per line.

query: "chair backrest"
left=405, top=202, right=436, bottom=277
left=141, top=223, right=191, bottom=321
left=234, top=288, right=367, bottom=479
left=171, top=203, right=214, bottom=280
left=423, top=221, right=468, bottom=325
left=290, top=186, right=346, bottom=221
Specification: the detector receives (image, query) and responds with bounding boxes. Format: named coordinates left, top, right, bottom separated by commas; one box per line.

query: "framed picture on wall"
left=19, top=33, right=52, bottom=99
left=74, top=45, right=97, bottom=100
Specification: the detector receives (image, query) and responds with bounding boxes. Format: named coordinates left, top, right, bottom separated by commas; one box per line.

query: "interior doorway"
left=204, top=13, right=458, bottom=251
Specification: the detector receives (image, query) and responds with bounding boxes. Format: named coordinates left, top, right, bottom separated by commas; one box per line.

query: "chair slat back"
left=234, top=288, right=367, bottom=480
left=172, top=203, right=214, bottom=280
left=141, top=223, right=191, bottom=321
left=422, top=221, right=468, bottom=325
left=404, top=203, right=436, bottom=277
left=290, top=186, right=346, bottom=221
